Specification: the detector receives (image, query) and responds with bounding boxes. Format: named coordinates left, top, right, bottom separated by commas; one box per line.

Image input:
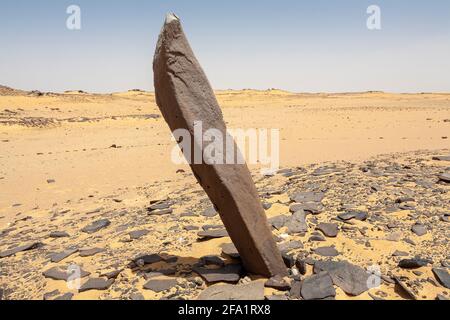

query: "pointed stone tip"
left=165, top=13, right=179, bottom=24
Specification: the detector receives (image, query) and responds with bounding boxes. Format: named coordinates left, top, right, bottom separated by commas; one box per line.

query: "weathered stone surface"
left=79, top=247, right=105, bottom=257
left=265, top=275, right=291, bottom=291
left=393, top=276, right=417, bottom=300
left=433, top=155, right=450, bottom=161
left=411, top=224, right=427, bottom=236
left=143, top=279, right=178, bottom=292
left=301, top=272, right=336, bottom=300
left=221, top=243, right=240, bottom=259
left=317, top=223, right=339, bottom=238
left=197, top=281, right=265, bottom=300
left=432, top=268, right=450, bottom=289
left=81, top=219, right=111, bottom=234
left=193, top=264, right=242, bottom=284
left=153, top=14, right=286, bottom=277
left=0, top=242, right=43, bottom=258
left=43, top=266, right=90, bottom=281
left=290, top=191, right=325, bottom=203
left=49, top=248, right=78, bottom=263
left=129, top=229, right=150, bottom=240
left=438, top=172, right=450, bottom=183
left=285, top=210, right=308, bottom=234
left=314, top=246, right=339, bottom=257
left=49, top=231, right=70, bottom=238
left=197, top=229, right=228, bottom=240
left=79, top=278, right=115, bottom=292
left=314, top=260, right=370, bottom=296
left=398, top=258, right=430, bottom=269
left=278, top=240, right=303, bottom=254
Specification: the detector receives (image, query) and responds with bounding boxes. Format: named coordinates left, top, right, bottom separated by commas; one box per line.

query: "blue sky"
left=0, top=0, right=449, bottom=93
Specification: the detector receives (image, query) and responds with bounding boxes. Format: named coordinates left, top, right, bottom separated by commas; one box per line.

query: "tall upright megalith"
left=153, top=13, right=287, bottom=277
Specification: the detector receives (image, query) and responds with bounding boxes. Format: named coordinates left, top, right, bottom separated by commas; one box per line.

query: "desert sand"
left=0, top=85, right=449, bottom=300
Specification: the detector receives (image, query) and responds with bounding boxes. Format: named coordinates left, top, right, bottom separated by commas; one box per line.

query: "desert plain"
left=0, top=85, right=449, bottom=300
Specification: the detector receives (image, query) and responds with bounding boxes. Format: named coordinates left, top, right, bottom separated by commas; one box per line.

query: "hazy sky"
left=1, top=0, right=449, bottom=93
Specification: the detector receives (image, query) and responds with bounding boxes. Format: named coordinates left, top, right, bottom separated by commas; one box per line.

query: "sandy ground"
left=0, top=86, right=449, bottom=300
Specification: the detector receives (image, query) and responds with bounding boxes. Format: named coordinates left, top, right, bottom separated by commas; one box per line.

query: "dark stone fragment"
left=289, top=280, right=302, bottom=299
left=221, top=243, right=240, bottom=259
left=79, top=247, right=105, bottom=257
left=265, top=275, right=291, bottom=291
left=81, top=219, right=111, bottom=234
left=278, top=240, right=303, bottom=254
left=79, top=278, right=115, bottom=292
left=197, top=229, right=229, bottom=240
left=202, top=207, right=218, bottom=217
left=411, top=224, right=427, bottom=236
left=393, top=276, right=417, bottom=300
left=43, top=266, right=90, bottom=281
left=144, top=279, right=178, bottom=292
left=398, top=258, right=430, bottom=269
left=0, top=242, right=43, bottom=258
left=295, top=259, right=307, bottom=275
left=301, top=272, right=336, bottom=300
left=317, top=223, right=339, bottom=238
left=193, top=264, right=242, bottom=284
left=314, top=246, right=339, bottom=257
left=197, top=281, right=264, bottom=300
left=49, top=231, right=70, bottom=238
left=49, top=248, right=78, bottom=263
left=129, top=229, right=150, bottom=240
left=314, top=260, right=370, bottom=296
left=432, top=268, right=450, bottom=289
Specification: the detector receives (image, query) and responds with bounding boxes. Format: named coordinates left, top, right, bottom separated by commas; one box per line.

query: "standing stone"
left=153, top=13, right=286, bottom=277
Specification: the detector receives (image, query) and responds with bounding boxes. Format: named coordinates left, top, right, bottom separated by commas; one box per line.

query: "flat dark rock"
left=202, top=207, right=218, bottom=217
left=393, top=276, right=417, bottom=300
left=221, top=243, right=240, bottom=259
left=317, top=223, right=339, bottom=238
left=398, top=258, right=430, bottom=269
left=148, top=208, right=173, bottom=216
left=79, top=247, right=106, bottom=257
left=43, top=266, right=90, bottom=281
left=193, top=264, right=242, bottom=284
left=143, top=279, right=178, bottom=292
left=314, top=260, right=370, bottom=296
left=197, top=229, right=229, bottom=240
left=197, top=281, right=265, bottom=300
left=438, top=172, right=450, bottom=183
left=148, top=201, right=171, bottom=211
left=289, top=280, right=302, bottom=299
left=265, top=275, right=291, bottom=291
left=278, top=240, right=304, bottom=254
left=129, top=229, right=150, bottom=240
left=49, top=248, right=78, bottom=263
left=79, top=278, right=115, bottom=292
left=54, top=293, right=74, bottom=300
left=285, top=210, right=308, bottom=234
left=314, top=246, right=339, bottom=257
left=411, top=224, right=427, bottom=236
left=392, top=250, right=409, bottom=257
left=268, top=215, right=288, bottom=230
left=81, top=219, right=111, bottom=234
left=290, top=191, right=325, bottom=204
left=432, top=268, right=450, bottom=289
left=133, top=254, right=163, bottom=266
left=0, top=242, right=43, bottom=258
left=433, top=155, right=450, bottom=161
left=301, top=272, right=336, bottom=300
left=49, top=231, right=70, bottom=238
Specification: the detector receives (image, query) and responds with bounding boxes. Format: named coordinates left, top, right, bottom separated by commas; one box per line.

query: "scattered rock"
left=438, top=173, right=450, bottom=183
left=265, top=275, right=291, bottom=291
left=432, top=268, right=450, bottom=289
left=411, top=224, right=427, bottom=236
left=79, top=278, right=115, bottom=292
left=197, top=229, right=228, bottom=240
left=301, top=272, right=336, bottom=300
left=129, top=229, right=150, bottom=240
left=278, top=240, right=303, bottom=254
left=285, top=210, right=308, bottom=234
left=393, top=276, right=417, bottom=300
left=197, top=281, right=265, bottom=300
left=49, top=231, right=70, bottom=238
left=398, top=258, right=430, bottom=269
left=0, top=242, right=43, bottom=258
left=43, top=266, right=90, bottom=281
left=81, top=219, right=111, bottom=234
left=79, top=247, right=106, bottom=257
left=193, top=264, right=242, bottom=284
left=317, top=223, right=339, bottom=238
left=49, top=248, right=78, bottom=263
left=143, top=279, right=178, bottom=292
left=314, top=246, right=339, bottom=257
left=202, top=207, right=218, bottom=217
left=314, top=260, right=370, bottom=296
left=221, top=243, right=240, bottom=259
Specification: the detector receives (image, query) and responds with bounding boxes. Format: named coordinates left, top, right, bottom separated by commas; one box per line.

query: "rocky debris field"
left=0, top=150, right=449, bottom=300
